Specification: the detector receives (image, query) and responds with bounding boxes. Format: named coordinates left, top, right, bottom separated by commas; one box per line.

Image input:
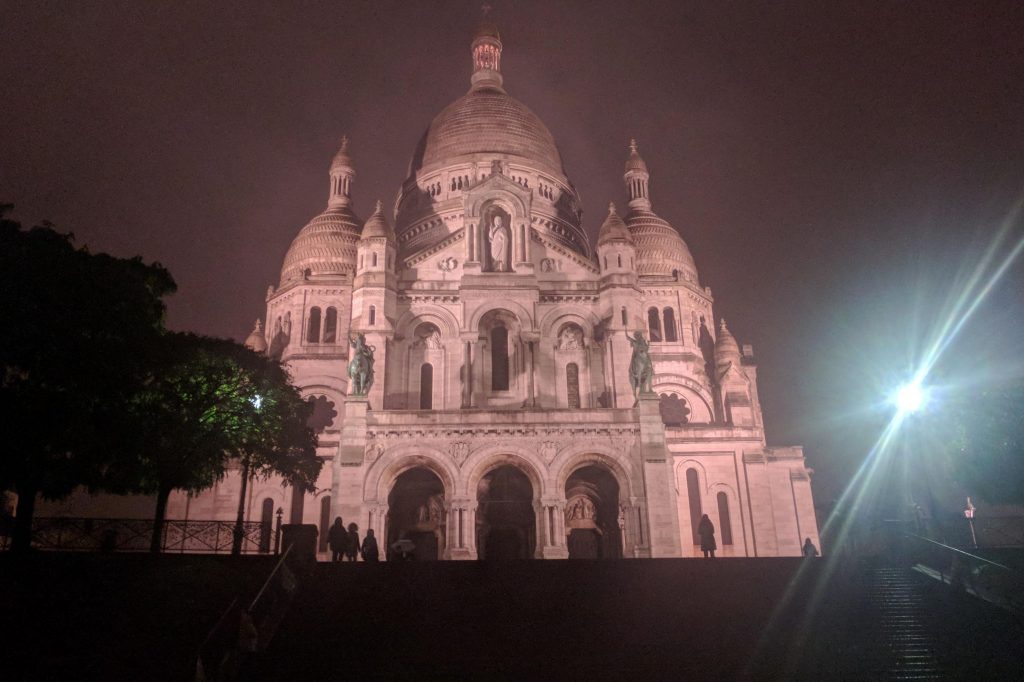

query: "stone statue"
left=425, top=328, right=443, bottom=350
left=558, top=326, right=583, bottom=350
left=347, top=333, right=375, bottom=396
left=627, top=331, right=654, bottom=396
left=488, top=215, right=509, bottom=272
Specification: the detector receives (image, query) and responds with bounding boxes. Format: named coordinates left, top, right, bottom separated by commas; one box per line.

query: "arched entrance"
left=387, top=468, right=445, bottom=561
left=565, top=465, right=621, bottom=559
left=476, top=465, right=535, bottom=560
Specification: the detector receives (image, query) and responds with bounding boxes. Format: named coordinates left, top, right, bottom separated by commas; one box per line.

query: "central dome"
left=411, top=86, right=565, bottom=179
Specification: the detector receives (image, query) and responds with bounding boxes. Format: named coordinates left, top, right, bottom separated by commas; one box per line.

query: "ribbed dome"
left=626, top=210, right=698, bottom=279
left=280, top=206, right=361, bottom=286
left=412, top=88, right=565, bottom=178
left=597, top=203, right=633, bottom=247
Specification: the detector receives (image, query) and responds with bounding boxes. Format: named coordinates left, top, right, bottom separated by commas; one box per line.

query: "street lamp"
left=895, top=381, right=927, bottom=415
left=232, top=393, right=263, bottom=555
left=964, top=497, right=977, bottom=549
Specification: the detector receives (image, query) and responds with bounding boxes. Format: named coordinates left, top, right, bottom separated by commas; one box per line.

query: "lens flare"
left=896, top=382, right=926, bottom=413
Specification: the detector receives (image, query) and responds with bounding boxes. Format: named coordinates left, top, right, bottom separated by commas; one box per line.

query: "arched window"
left=717, top=492, right=733, bottom=546
left=621, top=307, right=628, bottom=326
left=617, top=254, right=622, bottom=268
left=647, top=307, right=662, bottom=342
left=566, top=362, right=580, bottom=408
left=420, top=363, right=433, bottom=409
left=319, top=496, right=331, bottom=552
left=491, top=325, right=509, bottom=391
left=368, top=305, right=376, bottom=326
left=372, top=252, right=378, bottom=267
left=307, top=307, right=322, bottom=343
left=323, top=307, right=337, bottom=343
left=686, top=469, right=702, bottom=545
left=663, top=308, right=677, bottom=342
left=259, top=498, right=274, bottom=553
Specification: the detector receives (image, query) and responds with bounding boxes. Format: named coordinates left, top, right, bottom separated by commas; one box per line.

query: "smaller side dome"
left=361, top=200, right=395, bottom=241
left=279, top=205, right=362, bottom=285
left=714, top=319, right=742, bottom=372
left=244, top=319, right=268, bottom=353
left=597, top=202, right=634, bottom=247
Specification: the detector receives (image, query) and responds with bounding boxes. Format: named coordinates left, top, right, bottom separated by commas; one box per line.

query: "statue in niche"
left=566, top=496, right=596, bottom=522
left=558, top=325, right=584, bottom=350
left=413, top=325, right=443, bottom=350
left=627, top=331, right=654, bottom=396
left=424, top=328, right=443, bottom=350
left=487, top=213, right=510, bottom=272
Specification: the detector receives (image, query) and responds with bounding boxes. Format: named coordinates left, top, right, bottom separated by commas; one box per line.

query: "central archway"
left=565, top=465, right=621, bottom=559
left=476, top=465, right=535, bottom=560
left=387, top=468, right=445, bottom=561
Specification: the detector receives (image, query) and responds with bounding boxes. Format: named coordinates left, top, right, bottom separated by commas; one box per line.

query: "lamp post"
left=964, top=497, right=977, bottom=549
left=232, top=393, right=262, bottom=555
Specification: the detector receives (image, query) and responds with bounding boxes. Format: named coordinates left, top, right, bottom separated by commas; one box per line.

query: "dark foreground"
left=1, top=553, right=1021, bottom=680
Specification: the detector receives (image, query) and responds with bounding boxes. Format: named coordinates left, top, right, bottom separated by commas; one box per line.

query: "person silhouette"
left=698, top=514, right=717, bottom=558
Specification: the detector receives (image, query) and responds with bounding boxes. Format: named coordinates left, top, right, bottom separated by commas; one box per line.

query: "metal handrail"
left=903, top=532, right=1017, bottom=574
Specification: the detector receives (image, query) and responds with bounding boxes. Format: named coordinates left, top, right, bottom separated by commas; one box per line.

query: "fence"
left=23, top=517, right=271, bottom=554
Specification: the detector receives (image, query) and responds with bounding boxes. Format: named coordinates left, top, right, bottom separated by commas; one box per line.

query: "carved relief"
left=449, top=441, right=470, bottom=466
left=437, top=256, right=458, bottom=272
left=364, top=441, right=384, bottom=463
left=539, top=440, right=558, bottom=465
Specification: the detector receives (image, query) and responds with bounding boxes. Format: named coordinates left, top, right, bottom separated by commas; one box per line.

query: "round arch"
left=462, top=445, right=547, bottom=500
left=538, top=305, right=602, bottom=340
left=467, top=191, right=529, bottom=221
left=553, top=446, right=637, bottom=499
left=395, top=305, right=461, bottom=339
left=467, top=301, right=533, bottom=334
left=363, top=445, right=459, bottom=504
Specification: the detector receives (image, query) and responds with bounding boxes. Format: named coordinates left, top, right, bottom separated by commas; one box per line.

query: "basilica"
left=168, top=19, right=820, bottom=560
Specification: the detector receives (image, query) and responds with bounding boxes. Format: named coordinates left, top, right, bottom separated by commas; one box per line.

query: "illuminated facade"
left=170, top=19, right=820, bottom=559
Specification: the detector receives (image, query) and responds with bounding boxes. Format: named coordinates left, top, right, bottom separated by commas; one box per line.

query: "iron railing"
left=904, top=532, right=1024, bottom=615
left=24, top=517, right=270, bottom=554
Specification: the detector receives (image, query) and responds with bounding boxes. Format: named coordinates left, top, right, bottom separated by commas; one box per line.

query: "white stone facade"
left=167, top=20, right=820, bottom=559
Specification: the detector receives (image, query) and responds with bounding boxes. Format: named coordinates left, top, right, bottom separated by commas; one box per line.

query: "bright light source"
left=895, top=383, right=926, bottom=414
left=251, top=394, right=263, bottom=410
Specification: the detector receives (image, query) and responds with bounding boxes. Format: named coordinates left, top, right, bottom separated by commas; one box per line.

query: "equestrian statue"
left=348, top=333, right=375, bottom=396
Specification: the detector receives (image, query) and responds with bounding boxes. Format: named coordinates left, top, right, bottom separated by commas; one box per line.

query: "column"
left=527, top=340, right=536, bottom=407
left=462, top=340, right=471, bottom=408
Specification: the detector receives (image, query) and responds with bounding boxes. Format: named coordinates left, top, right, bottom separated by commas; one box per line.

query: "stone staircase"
left=863, top=567, right=944, bottom=679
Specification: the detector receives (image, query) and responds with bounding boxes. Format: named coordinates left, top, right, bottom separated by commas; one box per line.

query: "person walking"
left=345, top=523, right=360, bottom=562
left=361, top=528, right=380, bottom=562
left=802, top=537, right=819, bottom=558
left=698, top=513, right=717, bottom=558
left=327, top=517, right=347, bottom=562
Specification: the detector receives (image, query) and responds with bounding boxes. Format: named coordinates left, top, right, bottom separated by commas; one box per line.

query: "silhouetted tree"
left=0, top=206, right=176, bottom=551
left=950, top=382, right=1024, bottom=505
left=103, top=333, right=320, bottom=552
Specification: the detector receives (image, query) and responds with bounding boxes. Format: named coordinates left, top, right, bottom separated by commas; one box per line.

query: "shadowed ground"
left=1, top=554, right=1021, bottom=680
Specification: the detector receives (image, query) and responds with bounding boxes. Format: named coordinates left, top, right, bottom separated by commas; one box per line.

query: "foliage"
left=950, top=382, right=1024, bottom=505
left=0, top=206, right=176, bottom=549
left=101, top=332, right=321, bottom=550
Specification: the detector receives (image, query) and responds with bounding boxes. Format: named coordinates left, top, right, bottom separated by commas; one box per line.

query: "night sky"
left=3, top=0, right=1022, bottom=503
